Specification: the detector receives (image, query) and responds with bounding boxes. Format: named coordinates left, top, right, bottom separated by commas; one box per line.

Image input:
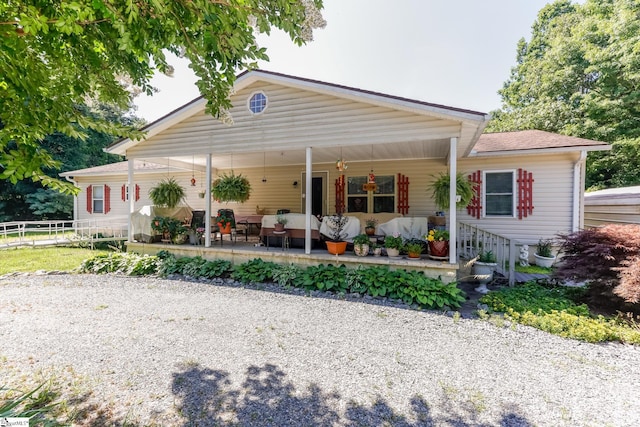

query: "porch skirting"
left=126, top=241, right=458, bottom=283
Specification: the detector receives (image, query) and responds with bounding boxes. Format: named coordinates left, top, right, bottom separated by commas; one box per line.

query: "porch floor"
left=126, top=234, right=458, bottom=284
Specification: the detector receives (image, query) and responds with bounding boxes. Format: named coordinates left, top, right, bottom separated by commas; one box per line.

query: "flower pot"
left=472, top=261, right=497, bottom=292
left=188, top=232, right=198, bottom=245
left=198, top=192, right=205, bottom=199
left=373, top=247, right=382, bottom=257
left=354, top=243, right=369, bottom=256
left=428, top=240, right=449, bottom=258
left=534, top=254, right=556, bottom=268
left=365, top=226, right=375, bottom=236
left=326, top=240, right=347, bottom=255
left=407, top=251, right=421, bottom=259
left=218, top=222, right=232, bottom=234
left=274, top=223, right=285, bottom=232
left=386, top=247, right=400, bottom=258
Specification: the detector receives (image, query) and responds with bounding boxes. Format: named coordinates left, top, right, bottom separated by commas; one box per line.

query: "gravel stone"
left=1, top=273, right=639, bottom=426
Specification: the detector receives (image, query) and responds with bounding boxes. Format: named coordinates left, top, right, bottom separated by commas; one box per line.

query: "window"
left=346, top=175, right=395, bottom=213
left=248, top=92, right=267, bottom=114
left=484, top=171, right=514, bottom=216
left=92, top=185, right=104, bottom=213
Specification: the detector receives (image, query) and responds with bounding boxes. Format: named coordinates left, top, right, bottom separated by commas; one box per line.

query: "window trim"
left=483, top=170, right=516, bottom=218
left=92, top=184, right=105, bottom=214
left=346, top=174, right=396, bottom=214
left=247, top=91, right=268, bottom=115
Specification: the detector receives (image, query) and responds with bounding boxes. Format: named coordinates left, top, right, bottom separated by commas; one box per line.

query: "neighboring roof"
left=60, top=160, right=186, bottom=178
left=584, top=186, right=640, bottom=202
left=472, top=130, right=610, bottom=155
left=107, top=69, right=490, bottom=156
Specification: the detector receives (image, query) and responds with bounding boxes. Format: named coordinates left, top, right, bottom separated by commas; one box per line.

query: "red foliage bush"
left=554, top=224, right=640, bottom=308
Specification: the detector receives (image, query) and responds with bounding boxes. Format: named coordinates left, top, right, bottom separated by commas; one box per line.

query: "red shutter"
left=135, top=184, right=140, bottom=201
left=397, top=173, right=410, bottom=215
left=517, top=168, right=534, bottom=219
left=121, top=184, right=126, bottom=201
left=104, top=185, right=111, bottom=214
left=335, top=175, right=345, bottom=214
left=86, top=185, right=93, bottom=214
left=467, top=170, right=482, bottom=219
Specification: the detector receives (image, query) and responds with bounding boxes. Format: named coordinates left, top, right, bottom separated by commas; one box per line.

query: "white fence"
left=0, top=219, right=128, bottom=249
left=457, top=222, right=518, bottom=285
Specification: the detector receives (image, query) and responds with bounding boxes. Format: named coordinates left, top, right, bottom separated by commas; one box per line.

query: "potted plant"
left=472, top=250, right=497, bottom=293
left=371, top=243, right=382, bottom=257
left=151, top=216, right=187, bottom=243
left=324, top=213, right=349, bottom=255
left=405, top=241, right=423, bottom=259
left=425, top=228, right=450, bottom=258
left=211, top=172, right=252, bottom=203
left=274, top=215, right=288, bottom=232
left=534, top=238, right=556, bottom=267
left=353, top=233, right=370, bottom=257
left=216, top=212, right=234, bottom=234
left=428, top=172, right=475, bottom=211
left=149, top=177, right=186, bottom=208
left=364, top=218, right=377, bottom=236
left=384, top=233, right=404, bottom=258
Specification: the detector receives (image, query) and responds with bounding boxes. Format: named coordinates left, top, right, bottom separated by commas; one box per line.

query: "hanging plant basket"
left=149, top=177, right=186, bottom=209
left=428, top=172, right=475, bottom=210
left=211, top=172, right=252, bottom=203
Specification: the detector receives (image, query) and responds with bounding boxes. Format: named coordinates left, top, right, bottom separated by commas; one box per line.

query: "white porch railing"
left=0, top=219, right=128, bottom=249
left=457, top=221, right=518, bottom=285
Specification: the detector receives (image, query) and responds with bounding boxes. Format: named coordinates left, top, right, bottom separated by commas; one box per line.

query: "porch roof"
left=106, top=70, right=490, bottom=169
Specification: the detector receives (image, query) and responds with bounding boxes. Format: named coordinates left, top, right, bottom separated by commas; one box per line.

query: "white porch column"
left=127, top=158, right=135, bottom=242
left=305, top=147, right=313, bottom=254
left=205, top=154, right=212, bottom=247
left=448, top=137, right=457, bottom=264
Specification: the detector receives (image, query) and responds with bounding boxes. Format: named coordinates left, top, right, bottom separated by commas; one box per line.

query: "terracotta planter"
left=428, top=240, right=449, bottom=258
left=407, top=251, right=421, bottom=259
left=218, top=222, right=232, bottom=234
left=274, top=223, right=285, bottom=232
left=326, top=240, right=347, bottom=255
left=354, top=243, right=369, bottom=256
left=365, top=226, right=375, bottom=236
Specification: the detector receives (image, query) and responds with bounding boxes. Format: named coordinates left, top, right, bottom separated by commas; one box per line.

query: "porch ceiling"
left=142, top=138, right=452, bottom=171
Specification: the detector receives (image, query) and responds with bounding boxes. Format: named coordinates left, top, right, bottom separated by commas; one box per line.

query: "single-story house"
left=584, top=186, right=640, bottom=228
left=61, top=70, right=610, bottom=269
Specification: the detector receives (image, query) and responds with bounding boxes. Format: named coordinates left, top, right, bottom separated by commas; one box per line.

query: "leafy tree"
left=0, top=0, right=325, bottom=193
left=0, top=104, right=139, bottom=220
left=487, top=0, right=640, bottom=189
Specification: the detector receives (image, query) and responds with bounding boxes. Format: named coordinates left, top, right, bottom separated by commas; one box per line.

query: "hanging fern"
left=429, top=172, right=475, bottom=210
left=212, top=172, right=252, bottom=203
left=149, top=177, right=186, bottom=208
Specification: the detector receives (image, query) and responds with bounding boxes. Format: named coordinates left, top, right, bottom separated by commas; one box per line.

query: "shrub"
left=480, top=282, right=640, bottom=344
left=199, top=259, right=232, bottom=279
left=80, top=253, right=159, bottom=276
left=272, top=264, right=304, bottom=287
left=300, top=264, right=348, bottom=293
left=231, top=258, right=278, bottom=284
left=555, top=224, right=640, bottom=309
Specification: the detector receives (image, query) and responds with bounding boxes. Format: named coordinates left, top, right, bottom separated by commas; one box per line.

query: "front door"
left=311, top=177, right=323, bottom=217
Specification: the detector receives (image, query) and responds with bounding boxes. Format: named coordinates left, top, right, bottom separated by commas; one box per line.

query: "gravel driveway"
left=1, top=273, right=639, bottom=426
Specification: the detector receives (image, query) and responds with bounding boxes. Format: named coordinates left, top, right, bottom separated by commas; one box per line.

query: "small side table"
left=265, top=230, right=290, bottom=251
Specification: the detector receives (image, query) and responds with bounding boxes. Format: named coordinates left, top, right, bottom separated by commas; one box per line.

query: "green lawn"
left=0, top=247, right=108, bottom=275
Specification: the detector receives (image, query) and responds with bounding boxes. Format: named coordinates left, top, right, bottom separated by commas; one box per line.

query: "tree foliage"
left=0, top=104, right=138, bottom=220
left=487, top=0, right=640, bottom=189
left=0, top=0, right=325, bottom=193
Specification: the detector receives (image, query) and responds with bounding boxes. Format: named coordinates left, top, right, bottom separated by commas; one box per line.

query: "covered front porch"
left=107, top=71, right=491, bottom=268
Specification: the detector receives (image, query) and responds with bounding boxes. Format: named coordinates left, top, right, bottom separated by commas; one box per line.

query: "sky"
left=132, top=0, right=556, bottom=123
